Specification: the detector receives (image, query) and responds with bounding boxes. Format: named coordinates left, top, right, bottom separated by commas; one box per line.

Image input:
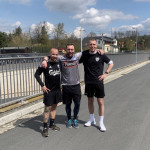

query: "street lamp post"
left=101, top=33, right=104, bottom=51
left=80, top=28, right=85, bottom=52
left=132, top=27, right=138, bottom=63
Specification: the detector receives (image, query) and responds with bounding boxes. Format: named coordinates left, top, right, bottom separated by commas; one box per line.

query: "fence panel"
left=0, top=57, right=43, bottom=107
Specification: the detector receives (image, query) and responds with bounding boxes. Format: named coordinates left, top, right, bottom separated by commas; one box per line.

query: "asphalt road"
left=0, top=63, right=150, bottom=150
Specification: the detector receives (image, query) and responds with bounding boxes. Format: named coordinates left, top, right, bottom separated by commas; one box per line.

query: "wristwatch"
left=105, top=71, right=109, bottom=74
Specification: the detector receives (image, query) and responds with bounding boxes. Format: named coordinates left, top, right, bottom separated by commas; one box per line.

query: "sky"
left=0, top=0, right=150, bottom=37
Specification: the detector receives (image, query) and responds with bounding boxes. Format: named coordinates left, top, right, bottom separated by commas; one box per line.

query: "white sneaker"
left=99, top=123, right=106, bottom=132
left=84, top=119, right=96, bottom=127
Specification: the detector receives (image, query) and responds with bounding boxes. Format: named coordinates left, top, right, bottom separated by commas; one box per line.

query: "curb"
left=0, top=101, right=43, bottom=127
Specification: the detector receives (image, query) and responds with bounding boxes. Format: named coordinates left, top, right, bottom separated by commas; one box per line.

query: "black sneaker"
left=42, top=128, right=49, bottom=137
left=49, top=124, right=60, bottom=131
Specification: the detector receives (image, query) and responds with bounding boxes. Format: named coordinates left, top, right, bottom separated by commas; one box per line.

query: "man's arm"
left=34, top=66, right=50, bottom=93
left=98, top=61, right=114, bottom=81
left=105, top=60, right=114, bottom=74
left=34, top=67, right=45, bottom=87
left=41, top=55, right=62, bottom=69
left=75, top=52, right=82, bottom=60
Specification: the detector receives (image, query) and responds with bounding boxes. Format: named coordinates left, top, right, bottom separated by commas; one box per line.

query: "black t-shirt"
left=34, top=61, right=61, bottom=90
left=79, top=50, right=110, bottom=84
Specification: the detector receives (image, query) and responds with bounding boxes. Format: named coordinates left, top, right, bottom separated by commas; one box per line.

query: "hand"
left=97, top=49, right=104, bottom=55
left=42, top=60, right=47, bottom=69
left=98, top=74, right=107, bottom=80
left=42, top=86, right=50, bottom=93
left=43, top=56, right=49, bottom=61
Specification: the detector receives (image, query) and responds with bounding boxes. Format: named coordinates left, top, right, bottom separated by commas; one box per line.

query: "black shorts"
left=62, top=84, right=81, bottom=104
left=43, top=88, right=62, bottom=106
left=85, top=84, right=105, bottom=98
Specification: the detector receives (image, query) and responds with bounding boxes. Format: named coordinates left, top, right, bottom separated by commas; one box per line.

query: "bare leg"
left=84, top=97, right=96, bottom=126
left=42, top=106, right=50, bottom=137
left=88, top=97, right=94, bottom=114
left=50, top=104, right=57, bottom=119
left=97, top=98, right=106, bottom=131
left=97, top=98, right=104, bottom=116
left=43, top=106, right=51, bottom=123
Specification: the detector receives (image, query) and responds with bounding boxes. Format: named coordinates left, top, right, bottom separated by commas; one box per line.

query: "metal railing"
left=0, top=53, right=150, bottom=107
left=0, top=56, right=44, bottom=107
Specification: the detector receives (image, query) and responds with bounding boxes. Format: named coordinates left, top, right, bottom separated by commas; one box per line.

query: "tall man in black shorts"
left=35, top=48, right=62, bottom=137
left=79, top=39, right=114, bottom=132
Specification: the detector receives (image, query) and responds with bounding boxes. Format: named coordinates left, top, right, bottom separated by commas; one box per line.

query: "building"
left=83, top=36, right=119, bottom=53
left=0, top=47, right=30, bottom=54
left=58, top=47, right=66, bottom=54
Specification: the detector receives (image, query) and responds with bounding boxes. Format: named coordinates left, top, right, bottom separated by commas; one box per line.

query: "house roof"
left=0, top=47, right=29, bottom=50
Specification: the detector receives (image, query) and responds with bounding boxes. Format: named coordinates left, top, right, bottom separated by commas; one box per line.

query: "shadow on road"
left=13, top=114, right=88, bottom=134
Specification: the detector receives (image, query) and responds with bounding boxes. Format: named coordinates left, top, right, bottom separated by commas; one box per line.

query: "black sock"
left=43, top=123, right=48, bottom=128
left=73, top=116, right=77, bottom=120
left=50, top=119, right=55, bottom=126
left=68, top=116, right=71, bottom=120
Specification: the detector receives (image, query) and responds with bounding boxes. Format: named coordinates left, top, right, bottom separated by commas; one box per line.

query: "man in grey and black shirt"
left=44, top=44, right=82, bottom=128
left=59, top=44, right=82, bottom=128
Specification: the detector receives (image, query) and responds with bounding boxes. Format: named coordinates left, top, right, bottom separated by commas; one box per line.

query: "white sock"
left=99, top=116, right=104, bottom=124
left=90, top=114, right=94, bottom=121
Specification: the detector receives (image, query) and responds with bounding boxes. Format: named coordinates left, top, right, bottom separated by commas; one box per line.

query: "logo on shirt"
left=49, top=70, right=60, bottom=76
left=57, top=64, right=60, bottom=68
left=95, top=57, right=100, bottom=62
left=63, top=61, right=77, bottom=68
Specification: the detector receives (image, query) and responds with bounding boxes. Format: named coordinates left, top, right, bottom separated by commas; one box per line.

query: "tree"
left=31, top=22, right=50, bottom=46
left=8, top=32, right=31, bottom=47
left=0, top=32, right=9, bottom=47
left=53, top=23, right=65, bottom=47
left=13, top=26, right=22, bottom=37
left=86, top=32, right=97, bottom=37
left=40, top=25, right=49, bottom=45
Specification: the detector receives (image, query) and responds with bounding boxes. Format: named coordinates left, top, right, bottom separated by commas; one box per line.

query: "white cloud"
left=30, top=22, right=55, bottom=34
left=73, top=26, right=85, bottom=38
left=44, top=22, right=55, bottom=34
left=12, top=21, right=21, bottom=27
left=73, top=8, right=138, bottom=29
left=0, top=20, right=22, bottom=33
left=141, top=18, right=150, bottom=27
left=112, top=18, right=150, bottom=35
left=30, top=24, right=37, bottom=31
left=45, top=0, right=96, bottom=13
left=113, top=24, right=144, bottom=32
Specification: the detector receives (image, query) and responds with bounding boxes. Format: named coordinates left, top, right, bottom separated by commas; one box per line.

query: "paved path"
left=0, top=63, right=150, bottom=150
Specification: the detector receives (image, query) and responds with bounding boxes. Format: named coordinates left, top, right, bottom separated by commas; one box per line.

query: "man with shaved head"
left=35, top=48, right=62, bottom=137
